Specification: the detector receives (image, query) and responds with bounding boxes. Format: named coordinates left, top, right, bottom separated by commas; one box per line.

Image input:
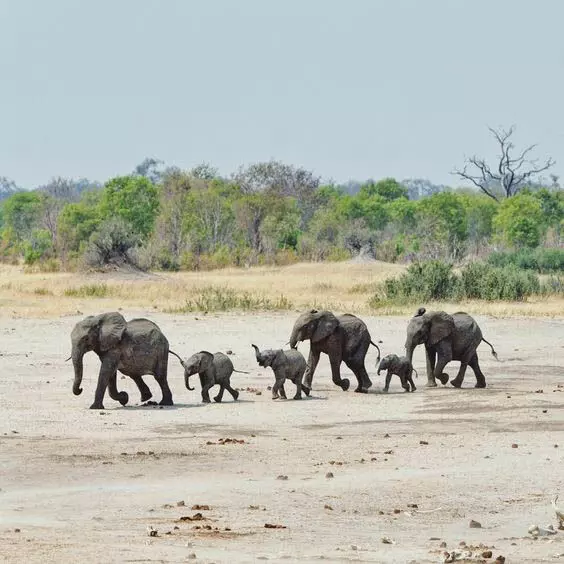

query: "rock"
left=393, top=509, right=401, bottom=514
left=381, top=536, right=395, bottom=544
left=177, top=500, right=185, bottom=507
left=482, top=550, right=493, bottom=558
left=440, top=541, right=447, bottom=548
left=420, top=440, right=429, bottom=445
left=325, top=472, right=334, bottom=479
left=469, top=520, right=482, bottom=528
left=14, top=528, right=21, bottom=533
left=384, top=433, right=390, bottom=438
left=494, top=557, right=505, bottom=564
left=264, top=523, right=286, bottom=529
left=191, top=504, right=210, bottom=510
left=407, top=503, right=418, bottom=508
left=511, top=443, right=519, bottom=448
left=384, top=450, right=393, bottom=455
left=351, top=545, right=358, bottom=550
left=256, top=391, right=262, bottom=395
left=146, top=526, right=158, bottom=537
left=226, top=350, right=233, bottom=355
left=187, top=554, right=197, bottom=560
left=276, top=475, right=288, bottom=480
left=324, top=504, right=333, bottom=510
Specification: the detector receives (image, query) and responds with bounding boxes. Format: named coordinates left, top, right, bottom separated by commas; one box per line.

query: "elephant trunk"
left=184, top=373, right=195, bottom=391
left=72, top=349, right=84, bottom=396
left=251, top=344, right=260, bottom=361
left=405, top=342, right=415, bottom=365
left=289, top=327, right=302, bottom=349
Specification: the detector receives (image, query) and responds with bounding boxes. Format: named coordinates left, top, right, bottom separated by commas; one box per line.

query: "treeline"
left=0, top=159, right=562, bottom=272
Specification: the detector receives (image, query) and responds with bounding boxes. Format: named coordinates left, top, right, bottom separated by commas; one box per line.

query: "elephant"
left=289, top=309, right=381, bottom=393
left=377, top=353, right=417, bottom=393
left=404, top=307, right=498, bottom=389
left=252, top=344, right=310, bottom=400
left=69, top=311, right=176, bottom=409
left=178, top=351, right=248, bottom=403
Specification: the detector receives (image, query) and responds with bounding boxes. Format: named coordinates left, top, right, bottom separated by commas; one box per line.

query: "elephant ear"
left=428, top=311, right=455, bottom=346
left=199, top=351, right=214, bottom=371
left=271, top=350, right=286, bottom=369
left=312, top=311, right=339, bottom=342
left=98, top=312, right=127, bottom=352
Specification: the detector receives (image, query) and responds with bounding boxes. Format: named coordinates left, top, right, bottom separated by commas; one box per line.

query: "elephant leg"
left=279, top=383, right=287, bottom=400
left=345, top=359, right=371, bottom=393
left=90, top=357, right=117, bottom=409
left=469, top=353, right=486, bottom=388
left=450, top=363, right=469, bottom=388
left=131, top=375, right=152, bottom=403
left=293, top=373, right=303, bottom=400
left=328, top=353, right=349, bottom=391
left=108, top=371, right=129, bottom=406
left=399, top=373, right=410, bottom=392
left=303, top=349, right=320, bottom=389
left=201, top=383, right=213, bottom=403
left=154, top=356, right=173, bottom=406
left=424, top=347, right=439, bottom=387
left=432, top=355, right=450, bottom=387
left=225, top=381, right=239, bottom=401
left=214, top=385, right=225, bottom=403
left=408, top=374, right=417, bottom=392
left=383, top=371, right=392, bottom=393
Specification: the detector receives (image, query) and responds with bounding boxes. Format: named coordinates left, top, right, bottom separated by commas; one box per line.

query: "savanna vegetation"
left=1, top=127, right=562, bottom=312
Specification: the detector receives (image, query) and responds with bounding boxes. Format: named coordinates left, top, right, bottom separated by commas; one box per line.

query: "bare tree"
left=453, top=126, right=555, bottom=202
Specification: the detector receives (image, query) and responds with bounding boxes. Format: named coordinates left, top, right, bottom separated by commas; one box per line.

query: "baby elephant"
left=377, top=354, right=418, bottom=393
left=174, top=351, right=248, bottom=403
left=252, top=344, right=310, bottom=400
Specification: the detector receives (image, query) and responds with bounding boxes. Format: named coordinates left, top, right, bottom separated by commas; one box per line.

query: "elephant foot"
left=450, top=379, right=462, bottom=388
left=383, top=387, right=389, bottom=393
left=340, top=378, right=350, bottom=392
left=90, top=403, right=104, bottom=410
left=437, top=373, right=449, bottom=385
left=202, top=398, right=211, bottom=403
left=411, top=386, right=417, bottom=392
left=475, top=381, right=487, bottom=389
left=354, top=387, right=368, bottom=393
left=293, top=394, right=302, bottom=400
left=118, top=392, right=129, bottom=406
left=159, top=398, right=174, bottom=406
left=140, top=391, right=153, bottom=403
left=232, top=390, right=240, bottom=400
left=301, top=385, right=311, bottom=397
left=213, top=396, right=222, bottom=403
left=425, top=380, right=438, bottom=388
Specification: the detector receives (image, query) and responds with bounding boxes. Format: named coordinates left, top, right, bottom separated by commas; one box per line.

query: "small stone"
left=276, top=475, right=288, bottom=480
left=384, top=433, right=390, bottom=438
left=511, top=444, right=518, bottom=448
left=384, top=450, right=393, bottom=455
left=459, top=541, right=467, bottom=546
left=555, top=444, right=559, bottom=448
left=226, top=350, right=233, bottom=355
left=393, top=509, right=401, bottom=514
left=543, top=410, right=548, bottom=413
left=256, top=391, right=262, bottom=395
left=494, top=557, right=505, bottom=564
left=325, top=472, right=334, bottom=479
left=324, top=504, right=333, bottom=510
left=440, top=541, right=447, bottom=548
left=14, top=528, right=21, bottom=533
left=482, top=551, right=493, bottom=559
left=177, top=500, right=185, bottom=507
left=407, top=503, right=418, bottom=508
left=420, top=440, right=429, bottom=445
left=187, top=554, right=197, bottom=560
left=350, top=545, right=358, bottom=551
left=469, top=519, right=482, bottom=528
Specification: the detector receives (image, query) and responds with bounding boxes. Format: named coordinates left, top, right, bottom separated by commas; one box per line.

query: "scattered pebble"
left=420, top=440, right=429, bottom=445
left=381, top=536, right=395, bottom=544
left=440, top=541, right=447, bottom=548
left=226, top=350, right=233, bottom=355
left=324, top=504, right=333, bottom=510
left=482, top=550, right=493, bottom=558
left=276, top=475, right=288, bottom=480
left=14, top=528, right=21, bottom=533
left=495, top=557, right=505, bottom=564
left=511, top=444, right=518, bottom=449
left=264, top=523, right=286, bottom=529
left=177, top=500, right=185, bottom=507
left=187, top=554, right=197, bottom=560
left=469, top=519, right=482, bottom=528
left=146, top=526, right=158, bottom=537
left=325, top=472, right=334, bottom=479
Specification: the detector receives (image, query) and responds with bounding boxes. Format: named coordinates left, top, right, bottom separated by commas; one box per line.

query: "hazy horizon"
left=1, top=0, right=562, bottom=189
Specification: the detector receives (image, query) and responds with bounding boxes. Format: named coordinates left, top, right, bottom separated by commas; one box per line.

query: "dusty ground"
left=2, top=310, right=564, bottom=563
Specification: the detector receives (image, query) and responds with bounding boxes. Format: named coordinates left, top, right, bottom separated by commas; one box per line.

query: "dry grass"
left=0, top=260, right=563, bottom=319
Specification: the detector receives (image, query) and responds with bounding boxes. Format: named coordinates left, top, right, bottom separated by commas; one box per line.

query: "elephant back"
left=337, top=314, right=371, bottom=354
left=451, top=312, right=483, bottom=350
left=213, top=352, right=234, bottom=376
left=126, top=318, right=169, bottom=349
left=284, top=349, right=307, bottom=372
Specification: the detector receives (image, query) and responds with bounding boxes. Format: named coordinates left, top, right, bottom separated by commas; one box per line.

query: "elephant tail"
left=169, top=350, right=186, bottom=366
left=412, top=368, right=418, bottom=379
left=482, top=338, right=499, bottom=361
left=232, top=369, right=250, bottom=374
left=370, top=340, right=381, bottom=362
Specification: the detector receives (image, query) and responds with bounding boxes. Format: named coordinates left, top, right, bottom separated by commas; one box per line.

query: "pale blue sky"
left=1, top=0, right=562, bottom=188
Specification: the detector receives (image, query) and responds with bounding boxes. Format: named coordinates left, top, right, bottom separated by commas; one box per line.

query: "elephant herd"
left=68, top=307, right=498, bottom=409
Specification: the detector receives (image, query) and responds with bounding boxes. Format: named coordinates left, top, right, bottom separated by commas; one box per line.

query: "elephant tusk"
left=65, top=356, right=72, bottom=362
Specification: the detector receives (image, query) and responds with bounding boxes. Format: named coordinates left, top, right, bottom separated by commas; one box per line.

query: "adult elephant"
left=404, top=307, right=498, bottom=389
left=289, top=309, right=381, bottom=393
left=69, top=311, right=175, bottom=409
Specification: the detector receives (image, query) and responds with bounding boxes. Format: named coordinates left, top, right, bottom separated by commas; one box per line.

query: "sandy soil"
left=2, top=310, right=564, bottom=563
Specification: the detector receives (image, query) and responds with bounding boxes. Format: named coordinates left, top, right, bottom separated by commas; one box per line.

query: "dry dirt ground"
left=2, top=310, right=564, bottom=563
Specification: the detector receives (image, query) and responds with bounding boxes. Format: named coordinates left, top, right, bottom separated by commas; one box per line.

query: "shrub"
left=64, top=283, right=111, bottom=298
left=487, top=248, right=564, bottom=273
left=84, top=218, right=141, bottom=268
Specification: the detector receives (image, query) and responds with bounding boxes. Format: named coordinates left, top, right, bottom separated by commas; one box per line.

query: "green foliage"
left=64, top=283, right=111, bottom=298
left=99, top=175, right=159, bottom=238
left=487, top=248, right=564, bottom=273
left=23, top=229, right=53, bottom=265
left=374, top=260, right=545, bottom=306
left=57, top=192, right=101, bottom=254
left=359, top=178, right=408, bottom=201
left=166, top=286, right=293, bottom=312
left=1, top=191, right=43, bottom=242
left=493, top=193, right=544, bottom=248
left=84, top=217, right=141, bottom=268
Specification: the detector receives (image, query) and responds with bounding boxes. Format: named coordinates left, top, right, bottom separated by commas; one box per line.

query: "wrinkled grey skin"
left=405, top=307, right=498, bottom=389
left=289, top=309, right=381, bottom=393
left=70, top=311, right=174, bottom=409
left=180, top=351, right=245, bottom=403
left=252, top=344, right=309, bottom=400
left=377, top=353, right=417, bottom=393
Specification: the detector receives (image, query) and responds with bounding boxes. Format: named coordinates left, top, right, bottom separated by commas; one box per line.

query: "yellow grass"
left=0, top=261, right=563, bottom=319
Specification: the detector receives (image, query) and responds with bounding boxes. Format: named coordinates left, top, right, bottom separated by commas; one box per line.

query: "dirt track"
left=2, top=311, right=564, bottom=563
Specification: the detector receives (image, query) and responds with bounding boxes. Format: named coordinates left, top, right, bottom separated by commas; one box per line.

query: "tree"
left=0, top=176, right=21, bottom=202
left=453, top=126, right=555, bottom=201
left=359, top=178, right=408, bottom=201
left=493, top=193, right=544, bottom=248
left=99, top=175, right=159, bottom=239
left=57, top=191, right=102, bottom=256
left=133, top=158, right=165, bottom=184
left=1, top=191, right=43, bottom=243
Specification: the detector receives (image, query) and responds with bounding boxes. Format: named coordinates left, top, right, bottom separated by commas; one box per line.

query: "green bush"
left=374, top=259, right=545, bottom=305
left=487, top=248, right=564, bottom=273
left=64, top=284, right=111, bottom=298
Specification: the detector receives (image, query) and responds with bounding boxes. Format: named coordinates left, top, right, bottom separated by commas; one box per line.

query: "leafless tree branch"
left=452, top=126, right=555, bottom=199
